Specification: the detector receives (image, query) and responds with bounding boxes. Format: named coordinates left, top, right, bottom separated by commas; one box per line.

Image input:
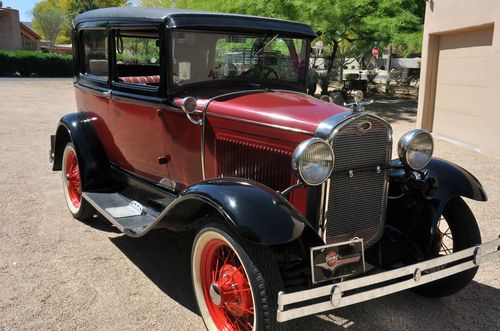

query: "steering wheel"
left=243, top=65, right=279, bottom=79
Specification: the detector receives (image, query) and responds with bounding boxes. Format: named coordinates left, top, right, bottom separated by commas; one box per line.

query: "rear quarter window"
left=80, top=29, right=108, bottom=80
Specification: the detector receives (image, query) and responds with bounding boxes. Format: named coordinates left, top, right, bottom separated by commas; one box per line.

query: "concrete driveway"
left=0, top=78, right=498, bottom=330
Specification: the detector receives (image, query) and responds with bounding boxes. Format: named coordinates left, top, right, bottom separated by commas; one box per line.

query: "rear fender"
left=52, top=112, right=110, bottom=191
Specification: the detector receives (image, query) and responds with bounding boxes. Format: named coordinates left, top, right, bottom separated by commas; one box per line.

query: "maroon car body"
left=50, top=7, right=499, bottom=331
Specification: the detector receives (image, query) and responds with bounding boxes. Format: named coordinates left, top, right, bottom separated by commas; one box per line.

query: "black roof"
left=74, top=7, right=316, bottom=38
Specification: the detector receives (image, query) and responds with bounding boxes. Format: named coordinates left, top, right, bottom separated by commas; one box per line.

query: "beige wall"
left=0, top=8, right=22, bottom=50
left=417, top=0, right=500, bottom=158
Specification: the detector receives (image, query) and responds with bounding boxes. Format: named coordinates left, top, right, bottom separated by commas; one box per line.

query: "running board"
left=83, top=191, right=173, bottom=237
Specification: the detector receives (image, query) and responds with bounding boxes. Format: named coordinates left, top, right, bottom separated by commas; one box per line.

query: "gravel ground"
left=0, top=78, right=498, bottom=330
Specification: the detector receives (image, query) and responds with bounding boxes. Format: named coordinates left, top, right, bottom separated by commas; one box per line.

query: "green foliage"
left=136, top=0, right=424, bottom=77
left=32, top=0, right=129, bottom=44
left=0, top=51, right=73, bottom=77
left=32, top=2, right=65, bottom=46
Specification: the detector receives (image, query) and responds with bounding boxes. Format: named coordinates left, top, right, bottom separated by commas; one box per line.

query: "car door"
left=108, top=27, right=170, bottom=183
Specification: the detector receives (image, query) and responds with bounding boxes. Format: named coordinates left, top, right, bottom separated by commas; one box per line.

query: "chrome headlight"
left=398, top=129, right=434, bottom=170
left=292, top=138, right=334, bottom=186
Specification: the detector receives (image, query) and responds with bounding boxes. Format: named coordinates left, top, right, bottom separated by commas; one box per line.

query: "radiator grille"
left=216, top=136, right=293, bottom=191
left=324, top=115, right=391, bottom=248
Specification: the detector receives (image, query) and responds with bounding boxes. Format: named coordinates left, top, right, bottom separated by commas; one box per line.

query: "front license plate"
left=310, top=238, right=365, bottom=284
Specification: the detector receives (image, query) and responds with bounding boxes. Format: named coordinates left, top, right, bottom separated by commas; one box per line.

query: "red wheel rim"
left=200, top=239, right=254, bottom=330
left=65, top=149, right=81, bottom=209
left=437, top=217, right=453, bottom=255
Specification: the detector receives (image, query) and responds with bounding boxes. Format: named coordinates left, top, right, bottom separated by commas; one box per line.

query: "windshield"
left=171, top=31, right=308, bottom=87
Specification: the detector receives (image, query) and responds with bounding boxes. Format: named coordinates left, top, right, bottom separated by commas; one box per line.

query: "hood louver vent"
left=216, top=136, right=293, bottom=192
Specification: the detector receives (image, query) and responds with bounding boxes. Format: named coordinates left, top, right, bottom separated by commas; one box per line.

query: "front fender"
left=427, top=158, right=487, bottom=203
left=426, top=158, right=487, bottom=227
left=157, top=178, right=311, bottom=246
left=52, top=112, right=110, bottom=191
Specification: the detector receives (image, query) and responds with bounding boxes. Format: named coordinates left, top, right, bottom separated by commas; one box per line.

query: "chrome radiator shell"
left=318, top=113, right=392, bottom=248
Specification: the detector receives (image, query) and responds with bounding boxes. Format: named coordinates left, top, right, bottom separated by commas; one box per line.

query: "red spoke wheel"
left=414, top=197, right=481, bottom=298
left=61, top=143, right=94, bottom=221
left=192, top=220, right=284, bottom=331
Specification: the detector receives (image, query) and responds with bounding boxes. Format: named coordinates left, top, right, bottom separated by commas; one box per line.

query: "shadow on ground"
left=108, top=228, right=499, bottom=330
left=110, top=229, right=199, bottom=313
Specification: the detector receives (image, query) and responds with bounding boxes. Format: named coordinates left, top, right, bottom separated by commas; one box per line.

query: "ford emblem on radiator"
left=357, top=121, right=372, bottom=133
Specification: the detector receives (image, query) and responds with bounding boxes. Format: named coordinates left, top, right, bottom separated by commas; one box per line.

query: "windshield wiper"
left=253, top=34, right=279, bottom=57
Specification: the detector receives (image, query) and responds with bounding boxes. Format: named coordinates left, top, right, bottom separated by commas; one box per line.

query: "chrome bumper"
left=277, top=237, right=500, bottom=322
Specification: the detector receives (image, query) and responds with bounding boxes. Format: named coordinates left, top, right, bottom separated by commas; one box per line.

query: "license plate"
left=310, top=238, right=365, bottom=284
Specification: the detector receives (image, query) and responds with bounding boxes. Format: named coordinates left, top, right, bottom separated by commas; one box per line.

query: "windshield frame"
left=166, top=29, right=312, bottom=95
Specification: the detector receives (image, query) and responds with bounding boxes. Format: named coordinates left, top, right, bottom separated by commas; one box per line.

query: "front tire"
left=192, top=220, right=284, bottom=330
left=415, top=197, right=481, bottom=297
left=61, top=142, right=94, bottom=221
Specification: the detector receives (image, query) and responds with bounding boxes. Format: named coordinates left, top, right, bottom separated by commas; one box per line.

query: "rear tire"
left=61, top=142, right=94, bottom=221
left=415, top=197, right=481, bottom=298
left=192, top=219, right=285, bottom=330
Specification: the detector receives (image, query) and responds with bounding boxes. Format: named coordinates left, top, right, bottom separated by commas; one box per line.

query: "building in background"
left=0, top=6, right=40, bottom=50
left=418, top=0, right=500, bottom=158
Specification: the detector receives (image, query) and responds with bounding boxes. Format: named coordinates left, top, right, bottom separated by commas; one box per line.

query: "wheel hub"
left=209, top=283, right=222, bottom=306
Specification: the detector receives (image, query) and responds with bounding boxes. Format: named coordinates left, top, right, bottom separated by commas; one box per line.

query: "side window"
left=113, top=30, right=160, bottom=88
left=81, top=29, right=108, bottom=79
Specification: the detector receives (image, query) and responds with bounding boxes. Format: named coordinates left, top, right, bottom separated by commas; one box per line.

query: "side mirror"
left=181, top=96, right=202, bottom=125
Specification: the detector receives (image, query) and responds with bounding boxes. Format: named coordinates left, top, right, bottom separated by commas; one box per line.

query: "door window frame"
left=109, top=25, right=163, bottom=98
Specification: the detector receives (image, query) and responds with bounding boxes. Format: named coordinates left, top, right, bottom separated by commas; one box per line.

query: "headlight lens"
left=292, top=138, right=334, bottom=186
left=398, top=129, right=434, bottom=170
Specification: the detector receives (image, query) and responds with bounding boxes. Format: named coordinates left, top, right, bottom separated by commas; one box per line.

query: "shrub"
left=0, top=50, right=72, bottom=77
left=317, top=71, right=331, bottom=95
left=366, top=70, right=378, bottom=83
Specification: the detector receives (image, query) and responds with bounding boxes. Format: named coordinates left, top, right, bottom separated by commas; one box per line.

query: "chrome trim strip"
left=314, top=112, right=355, bottom=140
left=208, top=113, right=315, bottom=135
left=321, top=179, right=331, bottom=242
left=277, top=237, right=500, bottom=322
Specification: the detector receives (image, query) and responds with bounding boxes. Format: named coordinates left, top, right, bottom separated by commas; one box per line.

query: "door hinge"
left=158, top=155, right=171, bottom=165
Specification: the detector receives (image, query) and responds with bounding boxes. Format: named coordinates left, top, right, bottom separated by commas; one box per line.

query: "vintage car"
left=50, top=7, right=499, bottom=330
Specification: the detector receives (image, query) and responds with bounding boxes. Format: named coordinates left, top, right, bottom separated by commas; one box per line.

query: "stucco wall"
left=417, top=0, right=500, bottom=157
left=0, top=8, right=22, bottom=50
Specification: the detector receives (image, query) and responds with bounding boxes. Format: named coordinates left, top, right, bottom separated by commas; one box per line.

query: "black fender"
left=157, top=178, right=315, bottom=246
left=52, top=112, right=110, bottom=191
left=426, top=158, right=487, bottom=224
left=386, top=158, right=487, bottom=258
left=390, top=157, right=486, bottom=232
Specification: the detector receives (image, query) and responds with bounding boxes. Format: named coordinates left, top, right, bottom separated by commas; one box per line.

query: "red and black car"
left=50, top=7, right=499, bottom=330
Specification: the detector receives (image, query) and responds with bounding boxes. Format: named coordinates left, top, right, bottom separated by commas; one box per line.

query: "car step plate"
left=106, top=200, right=144, bottom=218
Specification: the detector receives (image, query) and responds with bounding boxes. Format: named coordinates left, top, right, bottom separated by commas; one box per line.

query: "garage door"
left=433, top=28, right=493, bottom=149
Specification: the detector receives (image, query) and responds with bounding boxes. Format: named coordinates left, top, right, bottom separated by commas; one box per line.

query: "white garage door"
left=433, top=28, right=493, bottom=149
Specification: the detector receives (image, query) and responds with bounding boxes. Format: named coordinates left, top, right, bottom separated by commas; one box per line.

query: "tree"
left=32, top=0, right=130, bottom=44
left=138, top=0, right=425, bottom=77
left=32, top=6, right=65, bottom=48
left=63, top=0, right=130, bottom=19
